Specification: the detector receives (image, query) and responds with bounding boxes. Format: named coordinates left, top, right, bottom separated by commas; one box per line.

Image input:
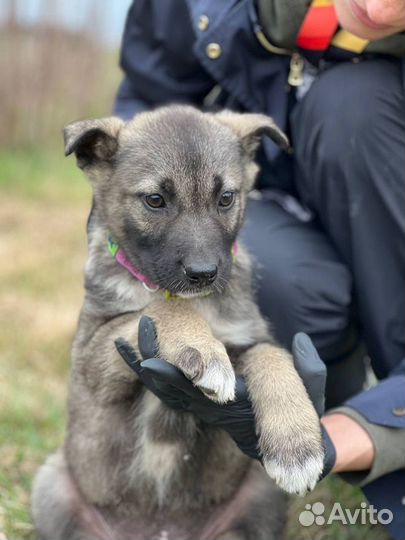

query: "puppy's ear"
left=214, top=111, right=289, bottom=157
left=63, top=117, right=124, bottom=169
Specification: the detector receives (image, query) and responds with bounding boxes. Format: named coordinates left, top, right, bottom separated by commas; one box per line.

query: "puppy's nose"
left=184, top=263, right=218, bottom=285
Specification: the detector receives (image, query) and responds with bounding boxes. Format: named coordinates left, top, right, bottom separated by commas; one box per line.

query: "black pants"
left=241, top=58, right=405, bottom=404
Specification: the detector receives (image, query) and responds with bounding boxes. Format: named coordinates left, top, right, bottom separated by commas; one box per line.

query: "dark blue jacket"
left=115, top=0, right=290, bottom=160
left=114, top=2, right=405, bottom=538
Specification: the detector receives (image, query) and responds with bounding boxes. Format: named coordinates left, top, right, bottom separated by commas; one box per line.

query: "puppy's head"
left=64, top=106, right=288, bottom=297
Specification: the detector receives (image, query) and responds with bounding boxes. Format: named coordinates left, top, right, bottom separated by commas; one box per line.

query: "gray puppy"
left=32, top=106, right=324, bottom=540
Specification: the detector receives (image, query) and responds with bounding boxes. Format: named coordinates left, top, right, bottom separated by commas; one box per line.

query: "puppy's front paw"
left=171, top=345, right=235, bottom=404
left=259, top=423, right=324, bottom=495
left=196, top=356, right=236, bottom=403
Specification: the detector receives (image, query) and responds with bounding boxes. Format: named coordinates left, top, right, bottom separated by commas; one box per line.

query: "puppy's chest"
left=93, top=275, right=258, bottom=349
left=192, top=300, right=259, bottom=349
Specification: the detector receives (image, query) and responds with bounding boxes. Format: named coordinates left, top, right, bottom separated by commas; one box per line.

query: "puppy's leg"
left=200, top=461, right=286, bottom=540
left=78, top=300, right=234, bottom=404
left=32, top=450, right=114, bottom=540
left=241, top=343, right=324, bottom=495
left=145, top=300, right=236, bottom=403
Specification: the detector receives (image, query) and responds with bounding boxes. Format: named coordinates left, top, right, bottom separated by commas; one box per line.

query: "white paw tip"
left=196, top=364, right=235, bottom=403
left=264, top=454, right=324, bottom=495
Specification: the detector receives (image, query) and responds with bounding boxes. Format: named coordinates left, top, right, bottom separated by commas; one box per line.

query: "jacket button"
left=206, top=43, right=222, bottom=59
left=392, top=407, right=405, bottom=416
left=198, top=14, right=209, bottom=31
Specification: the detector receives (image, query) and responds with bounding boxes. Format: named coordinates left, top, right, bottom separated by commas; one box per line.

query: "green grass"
left=0, top=147, right=89, bottom=538
left=0, top=147, right=88, bottom=202
left=0, top=149, right=389, bottom=539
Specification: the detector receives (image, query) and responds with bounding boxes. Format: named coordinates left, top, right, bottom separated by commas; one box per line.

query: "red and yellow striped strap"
left=297, top=0, right=339, bottom=51
left=297, top=0, right=369, bottom=54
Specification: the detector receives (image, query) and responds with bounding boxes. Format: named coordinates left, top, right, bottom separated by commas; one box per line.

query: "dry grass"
left=0, top=22, right=120, bottom=150
left=0, top=14, right=121, bottom=535
left=0, top=149, right=91, bottom=538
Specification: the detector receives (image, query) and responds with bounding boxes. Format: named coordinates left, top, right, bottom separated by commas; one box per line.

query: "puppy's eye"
left=144, top=194, right=166, bottom=209
left=219, top=191, right=235, bottom=208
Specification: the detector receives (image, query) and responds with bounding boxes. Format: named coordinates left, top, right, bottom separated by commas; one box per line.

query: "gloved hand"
left=115, top=317, right=336, bottom=477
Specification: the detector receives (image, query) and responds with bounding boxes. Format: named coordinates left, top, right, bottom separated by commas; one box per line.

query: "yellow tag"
left=331, top=30, right=369, bottom=53
left=312, top=0, right=334, bottom=6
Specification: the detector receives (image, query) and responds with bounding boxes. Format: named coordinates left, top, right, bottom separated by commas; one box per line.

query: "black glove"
left=115, top=317, right=336, bottom=476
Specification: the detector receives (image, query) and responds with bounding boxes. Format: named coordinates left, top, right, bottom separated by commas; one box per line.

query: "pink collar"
left=115, top=249, right=159, bottom=291
left=108, top=235, right=238, bottom=294
left=108, top=235, right=159, bottom=291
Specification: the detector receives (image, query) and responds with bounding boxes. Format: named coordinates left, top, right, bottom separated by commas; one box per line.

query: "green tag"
left=164, top=290, right=175, bottom=301
left=107, top=235, right=119, bottom=257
